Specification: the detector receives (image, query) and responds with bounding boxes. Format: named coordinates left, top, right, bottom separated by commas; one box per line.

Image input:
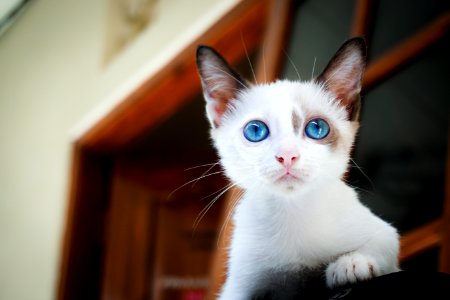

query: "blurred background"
left=0, top=0, right=448, bottom=299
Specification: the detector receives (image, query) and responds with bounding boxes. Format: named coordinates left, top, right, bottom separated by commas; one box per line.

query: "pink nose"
left=275, top=153, right=299, bottom=168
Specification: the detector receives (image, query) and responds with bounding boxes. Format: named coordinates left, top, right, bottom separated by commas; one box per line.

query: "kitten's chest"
left=234, top=197, right=344, bottom=267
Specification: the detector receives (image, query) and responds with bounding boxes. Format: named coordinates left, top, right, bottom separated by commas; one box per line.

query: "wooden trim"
left=255, top=0, right=294, bottom=83
left=350, top=0, right=375, bottom=38
left=78, top=0, right=268, bottom=152
left=58, top=1, right=272, bottom=299
left=399, top=218, right=443, bottom=262
left=57, top=146, right=81, bottom=300
left=439, top=127, right=450, bottom=273
left=101, top=163, right=157, bottom=300
left=363, top=12, right=450, bottom=90
left=57, top=146, right=112, bottom=300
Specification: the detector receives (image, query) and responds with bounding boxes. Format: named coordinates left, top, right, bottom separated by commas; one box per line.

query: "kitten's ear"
left=196, top=45, right=249, bottom=128
left=316, top=37, right=367, bottom=121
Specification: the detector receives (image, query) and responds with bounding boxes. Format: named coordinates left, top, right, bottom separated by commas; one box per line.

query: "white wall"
left=0, top=0, right=237, bottom=299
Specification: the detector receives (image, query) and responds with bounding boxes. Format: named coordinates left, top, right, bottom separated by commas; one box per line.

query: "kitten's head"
left=196, top=38, right=366, bottom=196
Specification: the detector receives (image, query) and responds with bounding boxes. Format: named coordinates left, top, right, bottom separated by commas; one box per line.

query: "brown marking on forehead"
left=292, top=110, right=301, bottom=133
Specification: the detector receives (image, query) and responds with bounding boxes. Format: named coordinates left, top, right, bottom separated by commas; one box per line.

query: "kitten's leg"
left=326, top=252, right=380, bottom=287
left=218, top=274, right=257, bottom=300
left=218, top=280, right=244, bottom=300
left=218, top=253, right=257, bottom=299
left=325, top=224, right=400, bottom=288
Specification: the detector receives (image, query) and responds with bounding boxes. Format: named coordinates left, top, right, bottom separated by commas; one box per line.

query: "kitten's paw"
left=326, top=253, right=380, bottom=288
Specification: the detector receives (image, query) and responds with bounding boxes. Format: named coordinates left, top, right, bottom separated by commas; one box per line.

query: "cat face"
left=197, top=38, right=366, bottom=195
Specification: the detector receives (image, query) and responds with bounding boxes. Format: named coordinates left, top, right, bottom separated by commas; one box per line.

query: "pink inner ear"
left=206, top=96, right=228, bottom=127
left=214, top=106, right=224, bottom=116
left=214, top=105, right=226, bottom=125
left=207, top=88, right=237, bottom=126
left=331, top=83, right=359, bottom=106
left=326, top=63, right=362, bottom=106
left=198, top=47, right=249, bottom=127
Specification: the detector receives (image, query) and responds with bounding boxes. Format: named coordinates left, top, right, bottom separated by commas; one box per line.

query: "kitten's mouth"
left=275, top=171, right=301, bottom=184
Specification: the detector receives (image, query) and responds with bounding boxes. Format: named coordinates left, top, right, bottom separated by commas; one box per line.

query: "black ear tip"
left=196, top=45, right=209, bottom=59
left=196, top=45, right=222, bottom=65
left=196, top=45, right=211, bottom=69
left=349, top=36, right=366, bottom=45
left=346, top=37, right=367, bottom=56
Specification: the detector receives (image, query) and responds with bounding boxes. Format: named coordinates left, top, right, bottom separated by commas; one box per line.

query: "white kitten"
left=196, top=38, right=399, bottom=299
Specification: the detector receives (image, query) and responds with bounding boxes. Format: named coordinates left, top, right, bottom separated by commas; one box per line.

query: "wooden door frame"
left=57, top=1, right=274, bottom=299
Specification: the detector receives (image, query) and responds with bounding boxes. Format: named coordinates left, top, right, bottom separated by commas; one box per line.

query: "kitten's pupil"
left=314, top=123, right=320, bottom=132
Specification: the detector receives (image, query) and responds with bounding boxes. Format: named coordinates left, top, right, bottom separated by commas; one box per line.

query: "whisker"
left=284, top=49, right=301, bottom=81
left=192, top=163, right=221, bottom=188
left=200, top=181, right=235, bottom=201
left=317, top=162, right=374, bottom=195
left=167, top=171, right=224, bottom=199
left=241, top=33, right=257, bottom=84
left=204, top=63, right=247, bottom=89
left=217, top=187, right=243, bottom=249
left=349, top=158, right=375, bottom=189
left=192, top=182, right=237, bottom=234
left=184, top=162, right=219, bottom=171
left=262, top=43, right=267, bottom=83
left=311, top=56, right=317, bottom=79
left=338, top=174, right=374, bottom=195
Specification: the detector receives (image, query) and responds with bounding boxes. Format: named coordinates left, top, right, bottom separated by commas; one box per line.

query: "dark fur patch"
left=292, top=110, right=301, bottom=133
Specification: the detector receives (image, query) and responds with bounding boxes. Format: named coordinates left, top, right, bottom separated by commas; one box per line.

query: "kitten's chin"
left=274, top=175, right=300, bottom=190
left=264, top=173, right=307, bottom=194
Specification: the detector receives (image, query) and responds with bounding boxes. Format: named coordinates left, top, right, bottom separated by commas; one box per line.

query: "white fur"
left=208, top=80, right=400, bottom=299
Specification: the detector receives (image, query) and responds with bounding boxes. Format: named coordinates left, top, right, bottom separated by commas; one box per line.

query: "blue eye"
left=243, top=120, right=269, bottom=142
left=305, top=118, right=330, bottom=140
